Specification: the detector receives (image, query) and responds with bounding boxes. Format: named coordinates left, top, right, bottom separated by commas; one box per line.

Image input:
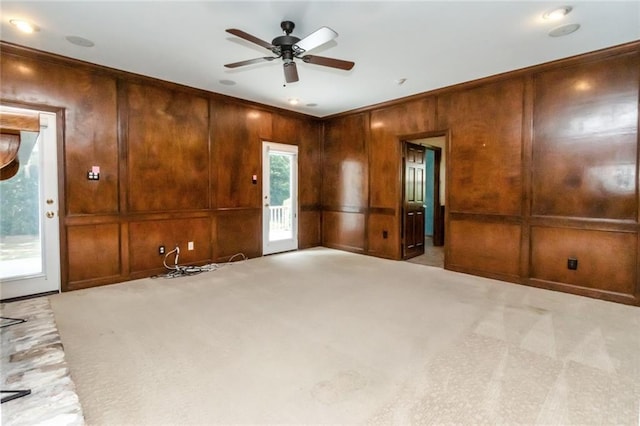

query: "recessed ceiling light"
left=219, top=79, right=236, bottom=86
left=10, top=19, right=39, bottom=33
left=305, top=103, right=318, bottom=107
left=395, top=78, right=408, bottom=86
left=548, top=23, right=580, bottom=37
left=65, top=35, right=94, bottom=47
left=288, top=98, right=299, bottom=105
left=543, top=6, right=573, bottom=21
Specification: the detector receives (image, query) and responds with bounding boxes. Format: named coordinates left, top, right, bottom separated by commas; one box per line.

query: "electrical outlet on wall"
left=188, top=241, right=194, bottom=251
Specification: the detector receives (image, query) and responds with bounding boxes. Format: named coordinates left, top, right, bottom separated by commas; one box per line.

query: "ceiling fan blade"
left=294, top=26, right=338, bottom=53
left=301, top=55, right=355, bottom=71
left=226, top=28, right=274, bottom=50
left=224, top=57, right=276, bottom=68
left=283, top=62, right=299, bottom=83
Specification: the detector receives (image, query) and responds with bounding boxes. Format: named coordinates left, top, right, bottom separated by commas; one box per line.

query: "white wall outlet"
left=188, top=241, right=194, bottom=251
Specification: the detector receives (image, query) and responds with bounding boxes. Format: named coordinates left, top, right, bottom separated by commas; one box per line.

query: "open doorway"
left=403, top=135, right=446, bottom=268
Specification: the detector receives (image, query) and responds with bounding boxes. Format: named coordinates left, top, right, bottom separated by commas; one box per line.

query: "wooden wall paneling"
left=67, top=224, right=121, bottom=289
left=531, top=53, right=639, bottom=220
left=447, top=217, right=521, bottom=280
left=367, top=108, right=398, bottom=259
left=0, top=53, right=119, bottom=215
left=367, top=212, right=397, bottom=258
left=438, top=78, right=524, bottom=216
left=215, top=209, right=262, bottom=261
left=322, top=113, right=368, bottom=251
left=530, top=226, right=637, bottom=302
left=128, top=217, right=211, bottom=275
left=520, top=76, right=535, bottom=281
left=322, top=211, right=365, bottom=252
left=322, top=113, right=368, bottom=210
left=211, top=101, right=271, bottom=209
left=126, top=82, right=209, bottom=212
left=299, top=210, right=321, bottom=249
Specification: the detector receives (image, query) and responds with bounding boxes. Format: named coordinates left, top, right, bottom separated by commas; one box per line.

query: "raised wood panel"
left=322, top=211, right=365, bottom=252
left=530, top=226, right=637, bottom=295
left=369, top=98, right=437, bottom=208
left=126, top=83, right=209, bottom=212
left=367, top=213, right=399, bottom=259
left=211, top=101, right=271, bottom=209
left=0, top=53, right=118, bottom=215
left=128, top=217, right=211, bottom=273
left=323, top=114, right=367, bottom=209
left=448, top=218, right=521, bottom=278
left=67, top=224, right=120, bottom=284
left=216, top=209, right=261, bottom=260
left=532, top=53, right=639, bottom=220
left=299, top=210, right=321, bottom=249
left=438, top=78, right=524, bottom=216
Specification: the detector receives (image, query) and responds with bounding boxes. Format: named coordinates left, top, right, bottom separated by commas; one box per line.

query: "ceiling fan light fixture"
left=10, top=19, right=39, bottom=33
left=542, top=6, right=573, bottom=21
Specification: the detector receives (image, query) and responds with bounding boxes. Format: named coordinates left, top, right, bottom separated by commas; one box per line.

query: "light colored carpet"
left=50, top=247, right=640, bottom=424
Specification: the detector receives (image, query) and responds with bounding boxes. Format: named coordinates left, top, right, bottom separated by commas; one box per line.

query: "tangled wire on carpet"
left=153, top=246, right=246, bottom=279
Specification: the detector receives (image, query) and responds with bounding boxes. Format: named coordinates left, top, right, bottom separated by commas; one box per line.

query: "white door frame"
left=1, top=111, right=60, bottom=300
left=262, top=141, right=298, bottom=255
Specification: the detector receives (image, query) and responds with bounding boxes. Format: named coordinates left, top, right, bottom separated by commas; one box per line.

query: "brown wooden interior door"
left=403, top=142, right=426, bottom=259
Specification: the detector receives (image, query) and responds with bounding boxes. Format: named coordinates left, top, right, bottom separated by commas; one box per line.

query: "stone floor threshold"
left=1, top=296, right=85, bottom=425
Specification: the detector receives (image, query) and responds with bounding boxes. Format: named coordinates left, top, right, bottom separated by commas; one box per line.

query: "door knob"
left=46, top=199, right=54, bottom=204
left=265, top=203, right=270, bottom=207
left=46, top=211, right=55, bottom=218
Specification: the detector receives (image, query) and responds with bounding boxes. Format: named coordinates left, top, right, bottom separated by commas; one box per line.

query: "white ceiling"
left=1, top=1, right=639, bottom=117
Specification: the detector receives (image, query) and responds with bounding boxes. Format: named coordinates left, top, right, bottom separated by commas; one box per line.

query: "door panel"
left=1, top=111, right=60, bottom=299
left=403, top=142, right=426, bottom=259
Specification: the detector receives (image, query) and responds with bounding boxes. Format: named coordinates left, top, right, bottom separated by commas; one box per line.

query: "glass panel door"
left=1, top=110, right=60, bottom=299
left=262, top=142, right=298, bottom=255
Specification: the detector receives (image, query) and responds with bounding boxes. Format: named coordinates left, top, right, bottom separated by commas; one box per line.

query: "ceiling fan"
left=224, top=21, right=355, bottom=83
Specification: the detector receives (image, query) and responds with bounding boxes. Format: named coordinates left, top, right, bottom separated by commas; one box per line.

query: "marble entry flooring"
left=0, top=296, right=85, bottom=425
left=406, top=237, right=445, bottom=268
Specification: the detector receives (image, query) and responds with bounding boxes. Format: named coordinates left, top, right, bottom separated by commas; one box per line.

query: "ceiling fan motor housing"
left=272, top=21, right=303, bottom=58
